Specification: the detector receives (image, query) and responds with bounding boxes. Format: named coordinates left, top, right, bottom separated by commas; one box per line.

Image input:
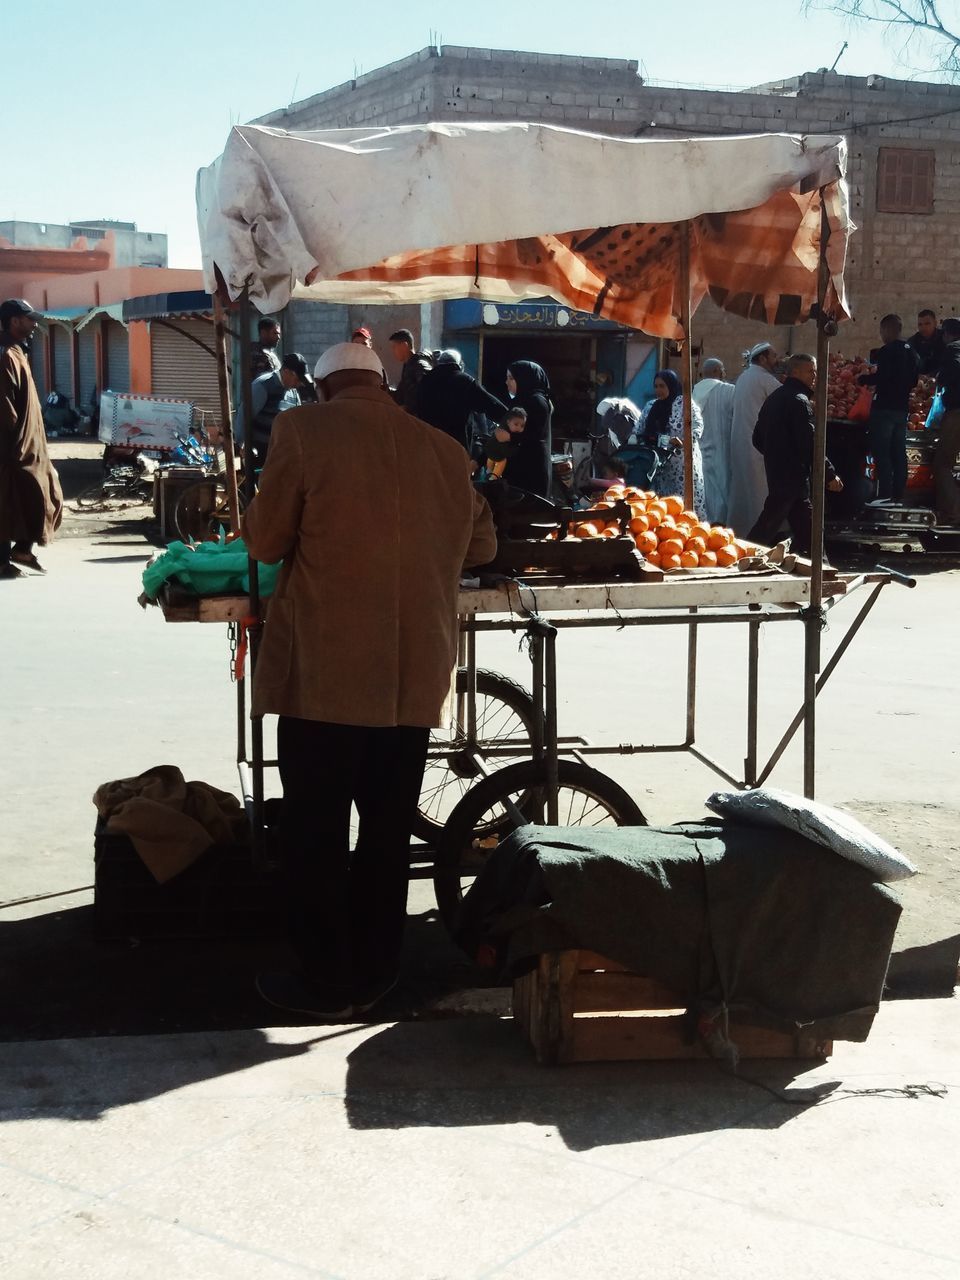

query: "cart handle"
left=874, top=564, right=917, bottom=588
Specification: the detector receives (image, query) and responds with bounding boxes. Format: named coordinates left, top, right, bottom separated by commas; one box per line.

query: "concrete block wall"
left=254, top=49, right=960, bottom=379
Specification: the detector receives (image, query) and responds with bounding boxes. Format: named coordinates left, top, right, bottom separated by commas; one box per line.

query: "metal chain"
left=228, top=622, right=239, bottom=683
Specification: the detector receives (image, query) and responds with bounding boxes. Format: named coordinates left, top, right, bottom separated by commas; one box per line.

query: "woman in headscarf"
left=641, top=368, right=706, bottom=513
left=503, top=360, right=553, bottom=497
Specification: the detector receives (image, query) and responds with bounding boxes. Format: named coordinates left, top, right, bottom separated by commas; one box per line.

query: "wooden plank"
left=459, top=572, right=854, bottom=617
left=569, top=1013, right=832, bottom=1063
left=158, top=593, right=251, bottom=624
left=572, top=970, right=687, bottom=1013
left=576, top=950, right=632, bottom=973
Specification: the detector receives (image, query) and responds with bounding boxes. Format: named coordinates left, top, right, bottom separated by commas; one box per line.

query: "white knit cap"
left=314, top=342, right=385, bottom=381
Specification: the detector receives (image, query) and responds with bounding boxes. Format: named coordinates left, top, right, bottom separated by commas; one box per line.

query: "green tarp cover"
left=141, top=538, right=280, bottom=601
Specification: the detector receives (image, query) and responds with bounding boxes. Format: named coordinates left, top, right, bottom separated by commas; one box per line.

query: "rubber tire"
left=432, top=758, right=647, bottom=931
left=412, top=669, right=536, bottom=844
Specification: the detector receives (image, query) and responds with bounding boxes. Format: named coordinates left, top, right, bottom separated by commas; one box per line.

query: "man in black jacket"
left=907, top=309, right=946, bottom=376
left=857, top=314, right=920, bottom=505
left=933, top=316, right=960, bottom=524
left=416, top=349, right=508, bottom=452
left=747, top=353, right=842, bottom=556
left=389, top=329, right=433, bottom=412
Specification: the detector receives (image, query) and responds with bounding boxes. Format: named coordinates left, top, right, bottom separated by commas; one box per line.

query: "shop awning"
left=123, top=290, right=213, bottom=323
left=38, top=307, right=89, bottom=327
left=75, top=302, right=127, bottom=331
left=196, top=123, right=851, bottom=338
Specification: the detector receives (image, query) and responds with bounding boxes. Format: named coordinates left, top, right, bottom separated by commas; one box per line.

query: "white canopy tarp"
left=196, top=122, right=850, bottom=337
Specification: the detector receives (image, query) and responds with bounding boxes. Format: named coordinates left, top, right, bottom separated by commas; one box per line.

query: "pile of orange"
left=560, top=487, right=758, bottom=571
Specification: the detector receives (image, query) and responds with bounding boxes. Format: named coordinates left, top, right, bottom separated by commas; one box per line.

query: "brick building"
left=254, top=46, right=960, bottom=421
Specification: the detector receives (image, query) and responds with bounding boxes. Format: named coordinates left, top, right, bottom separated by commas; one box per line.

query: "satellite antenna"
left=830, top=41, right=849, bottom=72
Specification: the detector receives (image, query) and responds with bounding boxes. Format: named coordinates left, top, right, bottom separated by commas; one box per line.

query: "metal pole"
left=685, top=607, right=698, bottom=747
left=544, top=629, right=559, bottom=825
left=745, top=619, right=760, bottom=787
left=804, top=192, right=832, bottom=799
left=238, top=286, right=265, bottom=860
left=212, top=292, right=241, bottom=534
left=678, top=221, right=695, bottom=512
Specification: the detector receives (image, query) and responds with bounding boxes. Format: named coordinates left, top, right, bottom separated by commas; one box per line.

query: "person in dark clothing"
left=416, top=349, right=508, bottom=452
left=857, top=314, right=920, bottom=505
left=247, top=358, right=302, bottom=467
left=747, top=354, right=842, bottom=556
left=907, top=309, right=946, bottom=376
left=251, top=317, right=282, bottom=379
left=932, top=316, right=960, bottom=524
left=389, top=328, right=433, bottom=412
left=503, top=360, right=553, bottom=497
left=281, top=351, right=318, bottom=404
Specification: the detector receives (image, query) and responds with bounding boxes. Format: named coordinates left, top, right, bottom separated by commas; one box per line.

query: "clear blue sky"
left=4, top=0, right=948, bottom=267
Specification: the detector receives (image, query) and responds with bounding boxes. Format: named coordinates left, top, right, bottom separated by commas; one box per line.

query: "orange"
left=664, top=495, right=684, bottom=516
left=692, top=523, right=712, bottom=542
left=706, top=527, right=732, bottom=551
left=681, top=510, right=699, bottom=525
left=674, top=522, right=692, bottom=540
left=680, top=549, right=700, bottom=568
left=660, top=551, right=682, bottom=571
left=645, top=549, right=661, bottom=567
left=645, top=507, right=663, bottom=529
left=605, top=487, right=626, bottom=500
left=656, top=523, right=679, bottom=543
left=575, top=521, right=601, bottom=538
left=659, top=536, right=684, bottom=558
left=648, top=498, right=667, bottom=514
left=629, top=514, right=649, bottom=535
left=601, top=527, right=619, bottom=538
left=593, top=500, right=614, bottom=511
left=716, top=544, right=739, bottom=567
left=699, top=549, right=718, bottom=567
left=685, top=535, right=707, bottom=555
left=637, top=530, right=658, bottom=555
left=623, top=487, right=643, bottom=500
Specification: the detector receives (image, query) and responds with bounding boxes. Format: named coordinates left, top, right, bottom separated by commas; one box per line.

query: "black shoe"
left=255, top=971, right=353, bottom=1020
left=9, top=551, right=45, bottom=574
left=0, top=563, right=23, bottom=580
left=353, top=974, right=400, bottom=1015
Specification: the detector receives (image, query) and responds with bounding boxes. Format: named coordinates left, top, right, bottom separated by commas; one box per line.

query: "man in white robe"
left=727, top=343, right=781, bottom=535
left=692, top=358, right=736, bottom=524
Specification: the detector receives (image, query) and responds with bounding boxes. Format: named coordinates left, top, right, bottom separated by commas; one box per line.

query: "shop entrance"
left=478, top=333, right=599, bottom=443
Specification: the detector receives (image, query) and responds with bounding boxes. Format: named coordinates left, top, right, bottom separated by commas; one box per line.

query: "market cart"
left=153, top=121, right=906, bottom=900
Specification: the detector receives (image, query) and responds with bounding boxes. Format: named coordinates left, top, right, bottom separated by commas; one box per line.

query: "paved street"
left=1, top=443, right=958, bottom=1277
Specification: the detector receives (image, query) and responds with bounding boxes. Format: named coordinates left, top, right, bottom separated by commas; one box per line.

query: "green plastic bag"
left=141, top=536, right=280, bottom=601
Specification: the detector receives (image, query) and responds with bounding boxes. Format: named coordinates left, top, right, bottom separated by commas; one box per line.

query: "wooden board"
left=513, top=950, right=834, bottom=1066
left=158, top=589, right=251, bottom=623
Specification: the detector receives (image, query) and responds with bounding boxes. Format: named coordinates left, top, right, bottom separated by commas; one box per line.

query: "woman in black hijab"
left=503, top=360, right=553, bottom=497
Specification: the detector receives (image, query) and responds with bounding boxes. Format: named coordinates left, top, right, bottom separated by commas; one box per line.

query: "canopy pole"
left=804, top=191, right=832, bottom=799
left=212, top=292, right=241, bottom=534
left=678, top=221, right=695, bottom=512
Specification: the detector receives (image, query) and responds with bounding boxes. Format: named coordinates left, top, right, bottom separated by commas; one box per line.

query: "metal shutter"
left=30, top=334, right=47, bottom=399
left=105, top=319, right=130, bottom=394
left=78, top=324, right=97, bottom=408
left=150, top=318, right=221, bottom=430
left=51, top=324, right=73, bottom=399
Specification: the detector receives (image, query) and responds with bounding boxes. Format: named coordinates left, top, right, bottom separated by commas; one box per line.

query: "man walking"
left=388, top=328, right=433, bottom=412
left=748, top=353, right=842, bottom=556
left=416, top=349, right=508, bottom=453
left=932, top=316, right=960, bottom=525
left=692, top=357, right=735, bottom=523
left=241, top=342, right=496, bottom=1018
left=727, top=342, right=780, bottom=535
left=0, top=299, right=63, bottom=578
left=857, top=314, right=920, bottom=506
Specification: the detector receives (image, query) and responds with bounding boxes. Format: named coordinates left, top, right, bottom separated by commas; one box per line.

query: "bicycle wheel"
left=432, top=758, right=647, bottom=930
left=412, top=670, right=536, bottom=844
left=175, top=477, right=244, bottom=542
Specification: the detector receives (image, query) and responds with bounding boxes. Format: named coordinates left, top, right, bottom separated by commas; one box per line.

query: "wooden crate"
left=513, top=950, right=833, bottom=1065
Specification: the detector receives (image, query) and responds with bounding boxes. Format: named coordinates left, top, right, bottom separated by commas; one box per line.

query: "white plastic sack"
left=706, top=787, right=918, bottom=883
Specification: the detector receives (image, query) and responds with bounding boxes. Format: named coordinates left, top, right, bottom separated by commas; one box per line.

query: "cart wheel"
left=175, top=477, right=245, bottom=542
left=432, top=759, right=647, bottom=931
left=412, top=670, right=536, bottom=844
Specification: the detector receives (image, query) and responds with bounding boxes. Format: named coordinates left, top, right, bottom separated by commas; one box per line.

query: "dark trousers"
left=748, top=482, right=812, bottom=556
left=276, top=717, right=430, bottom=992
left=934, top=409, right=960, bottom=522
left=0, top=540, right=32, bottom=564
left=868, top=407, right=908, bottom=501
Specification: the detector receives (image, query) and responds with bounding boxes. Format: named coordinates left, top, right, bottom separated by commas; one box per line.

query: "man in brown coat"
left=1, top=299, right=63, bottom=577
left=242, top=341, right=496, bottom=1018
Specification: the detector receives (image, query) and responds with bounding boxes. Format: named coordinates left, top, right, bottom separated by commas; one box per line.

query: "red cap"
left=352, top=326, right=372, bottom=340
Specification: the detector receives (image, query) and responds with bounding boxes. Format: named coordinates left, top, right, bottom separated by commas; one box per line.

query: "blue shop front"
left=442, top=299, right=658, bottom=442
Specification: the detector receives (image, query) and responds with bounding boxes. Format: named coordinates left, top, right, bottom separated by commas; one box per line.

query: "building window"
left=146, top=233, right=153, bottom=241
left=877, top=147, right=935, bottom=214
left=39, top=223, right=47, bottom=234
